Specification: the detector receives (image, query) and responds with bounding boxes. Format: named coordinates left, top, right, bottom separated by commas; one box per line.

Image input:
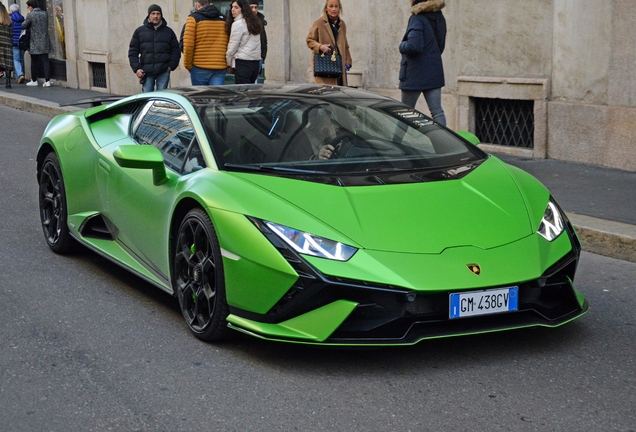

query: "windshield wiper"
left=224, top=163, right=327, bottom=174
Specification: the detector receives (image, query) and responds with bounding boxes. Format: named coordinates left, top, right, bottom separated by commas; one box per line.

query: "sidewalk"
left=1, top=84, right=635, bottom=263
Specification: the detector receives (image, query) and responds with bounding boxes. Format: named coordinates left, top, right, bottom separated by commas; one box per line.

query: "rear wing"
left=59, top=95, right=126, bottom=108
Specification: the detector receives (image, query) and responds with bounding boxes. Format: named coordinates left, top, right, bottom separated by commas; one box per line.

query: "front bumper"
left=227, top=221, right=587, bottom=346
left=227, top=252, right=587, bottom=345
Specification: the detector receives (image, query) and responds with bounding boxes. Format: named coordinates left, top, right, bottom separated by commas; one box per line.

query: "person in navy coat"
left=399, top=0, right=447, bottom=126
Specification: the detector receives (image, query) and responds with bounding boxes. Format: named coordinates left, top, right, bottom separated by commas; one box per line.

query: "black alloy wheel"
left=174, top=208, right=230, bottom=341
left=38, top=152, right=75, bottom=254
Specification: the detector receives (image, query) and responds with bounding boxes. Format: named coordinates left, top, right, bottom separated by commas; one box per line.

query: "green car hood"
left=240, top=157, right=538, bottom=254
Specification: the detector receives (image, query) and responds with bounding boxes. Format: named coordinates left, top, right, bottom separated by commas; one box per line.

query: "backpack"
left=18, top=28, right=30, bottom=51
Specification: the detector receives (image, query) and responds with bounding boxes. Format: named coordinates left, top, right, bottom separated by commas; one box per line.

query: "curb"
left=569, top=213, right=636, bottom=263
left=2, top=91, right=635, bottom=263
left=0, top=91, right=79, bottom=117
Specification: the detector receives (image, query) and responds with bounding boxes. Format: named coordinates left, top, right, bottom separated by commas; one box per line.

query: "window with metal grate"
left=89, top=62, right=107, bottom=89
left=475, top=98, right=534, bottom=148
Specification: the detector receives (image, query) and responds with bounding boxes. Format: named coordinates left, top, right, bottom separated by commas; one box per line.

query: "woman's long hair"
left=0, top=3, right=12, bottom=26
left=226, top=0, right=262, bottom=36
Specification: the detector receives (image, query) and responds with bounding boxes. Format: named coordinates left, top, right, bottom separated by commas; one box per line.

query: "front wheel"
left=173, top=208, right=230, bottom=341
left=38, top=152, right=75, bottom=254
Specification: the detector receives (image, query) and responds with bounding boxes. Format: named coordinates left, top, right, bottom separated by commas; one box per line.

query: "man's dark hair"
left=197, top=0, right=212, bottom=5
left=26, top=0, right=38, bottom=8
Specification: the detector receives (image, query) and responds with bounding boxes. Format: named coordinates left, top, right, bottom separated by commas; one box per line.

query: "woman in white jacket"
left=226, top=0, right=261, bottom=84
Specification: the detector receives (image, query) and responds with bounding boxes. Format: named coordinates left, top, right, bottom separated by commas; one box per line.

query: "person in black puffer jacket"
left=399, top=0, right=447, bottom=126
left=128, top=4, right=180, bottom=92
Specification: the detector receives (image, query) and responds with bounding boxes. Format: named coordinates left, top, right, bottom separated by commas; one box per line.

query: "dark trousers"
left=30, top=53, right=51, bottom=82
left=234, top=59, right=260, bottom=84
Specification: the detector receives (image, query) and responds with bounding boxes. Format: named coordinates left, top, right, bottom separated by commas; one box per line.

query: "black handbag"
left=314, top=48, right=342, bottom=78
left=18, top=28, right=30, bottom=52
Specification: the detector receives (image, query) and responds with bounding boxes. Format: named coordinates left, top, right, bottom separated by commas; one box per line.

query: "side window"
left=133, top=101, right=202, bottom=173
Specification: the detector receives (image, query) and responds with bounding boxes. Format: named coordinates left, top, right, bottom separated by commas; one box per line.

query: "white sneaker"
left=43, top=81, right=51, bottom=87
left=26, top=80, right=38, bottom=86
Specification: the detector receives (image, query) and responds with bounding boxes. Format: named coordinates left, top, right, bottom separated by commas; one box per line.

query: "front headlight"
left=537, top=200, right=565, bottom=241
left=265, top=221, right=358, bottom=261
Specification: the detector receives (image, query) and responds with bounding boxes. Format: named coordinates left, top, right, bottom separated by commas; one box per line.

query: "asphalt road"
left=1, top=105, right=635, bottom=431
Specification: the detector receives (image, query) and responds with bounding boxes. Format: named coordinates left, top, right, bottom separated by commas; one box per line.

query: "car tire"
left=174, top=208, right=230, bottom=341
left=38, top=152, right=76, bottom=254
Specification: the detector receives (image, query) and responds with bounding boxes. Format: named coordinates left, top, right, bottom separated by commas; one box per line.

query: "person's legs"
left=234, top=59, right=260, bottom=84
left=255, top=59, right=263, bottom=83
left=142, top=74, right=156, bottom=92
left=12, top=47, right=24, bottom=79
left=190, top=66, right=212, bottom=86
left=422, top=88, right=446, bottom=126
left=248, top=60, right=260, bottom=84
left=208, top=69, right=227, bottom=86
left=154, top=69, right=171, bottom=90
left=40, top=54, right=51, bottom=83
left=401, top=90, right=421, bottom=109
left=4, top=66, right=11, bottom=88
left=29, top=54, right=40, bottom=84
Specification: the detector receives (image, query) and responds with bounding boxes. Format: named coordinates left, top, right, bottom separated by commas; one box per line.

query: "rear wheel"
left=38, top=152, right=75, bottom=254
left=173, top=208, right=230, bottom=341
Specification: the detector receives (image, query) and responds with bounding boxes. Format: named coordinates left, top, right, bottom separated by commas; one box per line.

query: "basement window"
left=474, top=98, right=534, bottom=148
left=89, top=62, right=107, bottom=88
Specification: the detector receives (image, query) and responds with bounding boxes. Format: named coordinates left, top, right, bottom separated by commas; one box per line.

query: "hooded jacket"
left=398, top=0, right=446, bottom=92
left=182, top=5, right=228, bottom=71
left=10, top=11, right=24, bottom=47
left=128, top=16, right=181, bottom=76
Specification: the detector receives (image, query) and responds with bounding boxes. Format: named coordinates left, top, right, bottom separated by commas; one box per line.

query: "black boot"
left=5, top=68, right=11, bottom=89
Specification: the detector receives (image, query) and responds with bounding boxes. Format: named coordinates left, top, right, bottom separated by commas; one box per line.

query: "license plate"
left=449, top=287, right=518, bottom=319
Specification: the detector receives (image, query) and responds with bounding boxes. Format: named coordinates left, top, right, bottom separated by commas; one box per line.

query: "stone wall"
left=58, top=0, right=636, bottom=171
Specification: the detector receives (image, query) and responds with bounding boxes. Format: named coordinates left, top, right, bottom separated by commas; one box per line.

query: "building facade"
left=4, top=0, right=635, bottom=171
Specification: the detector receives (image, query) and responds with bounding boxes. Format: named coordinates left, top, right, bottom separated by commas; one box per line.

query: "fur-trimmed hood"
left=411, top=0, right=445, bottom=15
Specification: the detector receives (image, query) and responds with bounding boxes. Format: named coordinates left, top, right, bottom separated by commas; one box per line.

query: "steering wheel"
left=329, top=133, right=359, bottom=159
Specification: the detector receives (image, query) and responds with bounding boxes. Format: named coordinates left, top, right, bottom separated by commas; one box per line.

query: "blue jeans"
left=142, top=69, right=171, bottom=93
left=190, top=66, right=226, bottom=86
left=401, top=88, right=447, bottom=126
left=12, top=47, right=24, bottom=78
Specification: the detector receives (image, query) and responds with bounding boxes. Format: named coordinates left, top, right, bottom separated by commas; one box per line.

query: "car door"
left=105, top=99, right=206, bottom=283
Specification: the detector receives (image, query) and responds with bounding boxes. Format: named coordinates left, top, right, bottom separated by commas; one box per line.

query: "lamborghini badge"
left=467, top=264, right=481, bottom=276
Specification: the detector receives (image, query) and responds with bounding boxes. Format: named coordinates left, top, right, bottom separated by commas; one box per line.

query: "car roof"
left=162, top=84, right=390, bottom=107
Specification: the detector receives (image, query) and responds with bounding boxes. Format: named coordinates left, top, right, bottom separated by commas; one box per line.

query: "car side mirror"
left=455, top=131, right=480, bottom=146
left=113, top=145, right=168, bottom=186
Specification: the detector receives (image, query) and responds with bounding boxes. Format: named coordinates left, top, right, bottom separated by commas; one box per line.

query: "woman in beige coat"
left=306, top=0, right=352, bottom=86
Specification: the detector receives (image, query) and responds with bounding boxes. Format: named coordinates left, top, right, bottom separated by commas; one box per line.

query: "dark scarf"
left=328, top=15, right=340, bottom=43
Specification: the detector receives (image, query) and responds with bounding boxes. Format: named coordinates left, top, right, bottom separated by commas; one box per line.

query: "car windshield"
left=197, top=95, right=485, bottom=175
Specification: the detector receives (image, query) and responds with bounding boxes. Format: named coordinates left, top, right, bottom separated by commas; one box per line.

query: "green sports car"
left=37, top=84, right=587, bottom=346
